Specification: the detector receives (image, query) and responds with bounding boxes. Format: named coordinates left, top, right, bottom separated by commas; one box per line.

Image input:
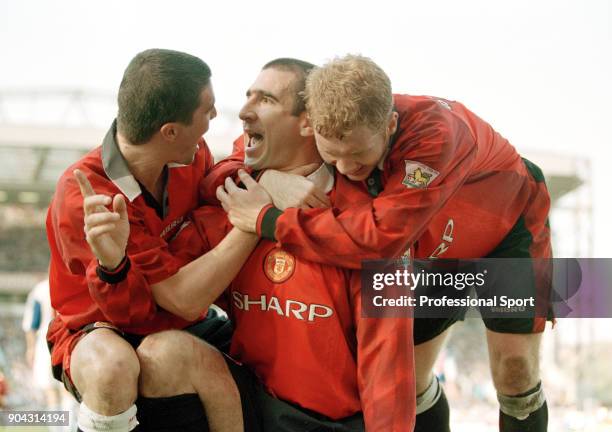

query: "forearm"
left=152, top=228, right=258, bottom=320
left=87, top=257, right=160, bottom=326
left=259, top=203, right=414, bottom=269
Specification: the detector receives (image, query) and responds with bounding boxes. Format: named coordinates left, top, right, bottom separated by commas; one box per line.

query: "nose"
left=335, top=159, right=361, bottom=175
left=239, top=100, right=256, bottom=122
left=210, top=106, right=217, bottom=120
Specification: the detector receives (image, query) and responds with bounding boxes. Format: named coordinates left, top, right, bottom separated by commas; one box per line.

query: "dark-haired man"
left=196, top=58, right=415, bottom=431
left=96, top=58, right=416, bottom=431
left=218, top=54, right=553, bottom=432
left=46, top=49, right=255, bottom=432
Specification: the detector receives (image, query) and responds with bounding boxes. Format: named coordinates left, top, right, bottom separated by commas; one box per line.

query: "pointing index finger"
left=73, top=169, right=96, bottom=198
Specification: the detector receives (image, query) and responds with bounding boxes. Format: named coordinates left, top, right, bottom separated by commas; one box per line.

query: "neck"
left=278, top=140, right=323, bottom=175
left=116, top=132, right=166, bottom=195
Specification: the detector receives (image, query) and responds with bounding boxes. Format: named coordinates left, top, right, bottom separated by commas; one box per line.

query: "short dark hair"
left=117, top=49, right=212, bottom=144
left=262, top=58, right=316, bottom=116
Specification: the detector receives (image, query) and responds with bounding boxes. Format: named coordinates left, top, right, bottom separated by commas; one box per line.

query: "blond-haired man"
left=218, top=54, right=552, bottom=432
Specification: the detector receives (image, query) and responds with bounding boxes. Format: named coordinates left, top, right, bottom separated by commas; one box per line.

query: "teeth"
left=248, top=135, right=262, bottom=148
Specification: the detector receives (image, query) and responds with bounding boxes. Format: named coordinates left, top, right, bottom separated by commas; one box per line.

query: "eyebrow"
left=245, top=88, right=280, bottom=102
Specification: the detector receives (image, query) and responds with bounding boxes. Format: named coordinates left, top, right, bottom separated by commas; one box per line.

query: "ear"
left=386, top=111, right=399, bottom=137
left=299, top=112, right=314, bottom=137
left=160, top=122, right=179, bottom=141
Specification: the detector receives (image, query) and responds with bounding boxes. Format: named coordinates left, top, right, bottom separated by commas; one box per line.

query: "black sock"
left=136, top=393, right=208, bottom=432
left=414, top=386, right=450, bottom=432
left=500, top=401, right=548, bottom=432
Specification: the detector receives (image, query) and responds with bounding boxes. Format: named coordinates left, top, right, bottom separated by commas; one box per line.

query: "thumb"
left=113, top=194, right=128, bottom=220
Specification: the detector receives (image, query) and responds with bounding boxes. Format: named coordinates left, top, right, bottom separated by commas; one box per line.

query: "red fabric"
left=210, top=95, right=551, bottom=267
left=199, top=135, right=246, bottom=204
left=413, top=169, right=545, bottom=260
left=46, top=135, right=218, bottom=370
left=271, top=95, right=550, bottom=268
left=171, top=183, right=415, bottom=431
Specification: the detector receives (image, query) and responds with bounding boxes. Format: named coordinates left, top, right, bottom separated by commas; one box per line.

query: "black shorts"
left=225, top=358, right=364, bottom=432
left=412, top=252, right=554, bottom=344
left=57, top=308, right=234, bottom=401
left=414, top=160, right=554, bottom=345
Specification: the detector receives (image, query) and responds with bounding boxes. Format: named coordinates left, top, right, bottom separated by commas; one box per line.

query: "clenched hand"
left=216, top=170, right=272, bottom=233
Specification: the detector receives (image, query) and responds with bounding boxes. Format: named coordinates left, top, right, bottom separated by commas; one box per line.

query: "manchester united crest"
left=264, top=248, right=296, bottom=283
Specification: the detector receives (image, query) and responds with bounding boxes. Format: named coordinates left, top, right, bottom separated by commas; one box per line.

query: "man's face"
left=175, top=84, right=217, bottom=164
left=314, top=120, right=395, bottom=181
left=239, top=68, right=306, bottom=170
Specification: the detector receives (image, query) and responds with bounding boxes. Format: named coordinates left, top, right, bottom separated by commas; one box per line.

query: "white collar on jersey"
left=306, top=163, right=335, bottom=194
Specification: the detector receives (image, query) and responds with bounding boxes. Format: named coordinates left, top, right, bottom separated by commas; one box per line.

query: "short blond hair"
left=304, top=54, right=393, bottom=139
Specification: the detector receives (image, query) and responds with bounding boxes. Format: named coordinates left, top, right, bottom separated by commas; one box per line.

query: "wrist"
left=97, top=256, right=130, bottom=284
left=99, top=256, right=124, bottom=272
left=256, top=204, right=282, bottom=241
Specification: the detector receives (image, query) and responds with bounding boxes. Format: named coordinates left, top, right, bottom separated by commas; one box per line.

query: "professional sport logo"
left=264, top=248, right=296, bottom=283
left=402, top=161, right=440, bottom=188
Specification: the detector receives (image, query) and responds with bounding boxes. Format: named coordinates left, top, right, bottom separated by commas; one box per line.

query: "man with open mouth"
left=217, top=55, right=553, bottom=432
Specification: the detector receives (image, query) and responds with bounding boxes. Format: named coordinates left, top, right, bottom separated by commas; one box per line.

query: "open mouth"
left=245, top=131, right=264, bottom=149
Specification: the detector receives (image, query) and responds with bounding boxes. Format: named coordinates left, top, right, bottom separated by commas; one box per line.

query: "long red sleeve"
left=350, top=272, right=415, bottom=431
left=271, top=97, right=478, bottom=268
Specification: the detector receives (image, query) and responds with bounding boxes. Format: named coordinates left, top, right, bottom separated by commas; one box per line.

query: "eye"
left=262, top=95, right=274, bottom=104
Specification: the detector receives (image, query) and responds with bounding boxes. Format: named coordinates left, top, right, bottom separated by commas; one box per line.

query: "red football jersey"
left=173, top=167, right=415, bottom=431
left=46, top=121, right=219, bottom=370
left=248, top=94, right=550, bottom=267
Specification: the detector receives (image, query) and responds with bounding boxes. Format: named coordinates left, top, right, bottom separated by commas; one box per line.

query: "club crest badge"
left=264, top=248, right=296, bottom=283
left=402, top=160, right=440, bottom=188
